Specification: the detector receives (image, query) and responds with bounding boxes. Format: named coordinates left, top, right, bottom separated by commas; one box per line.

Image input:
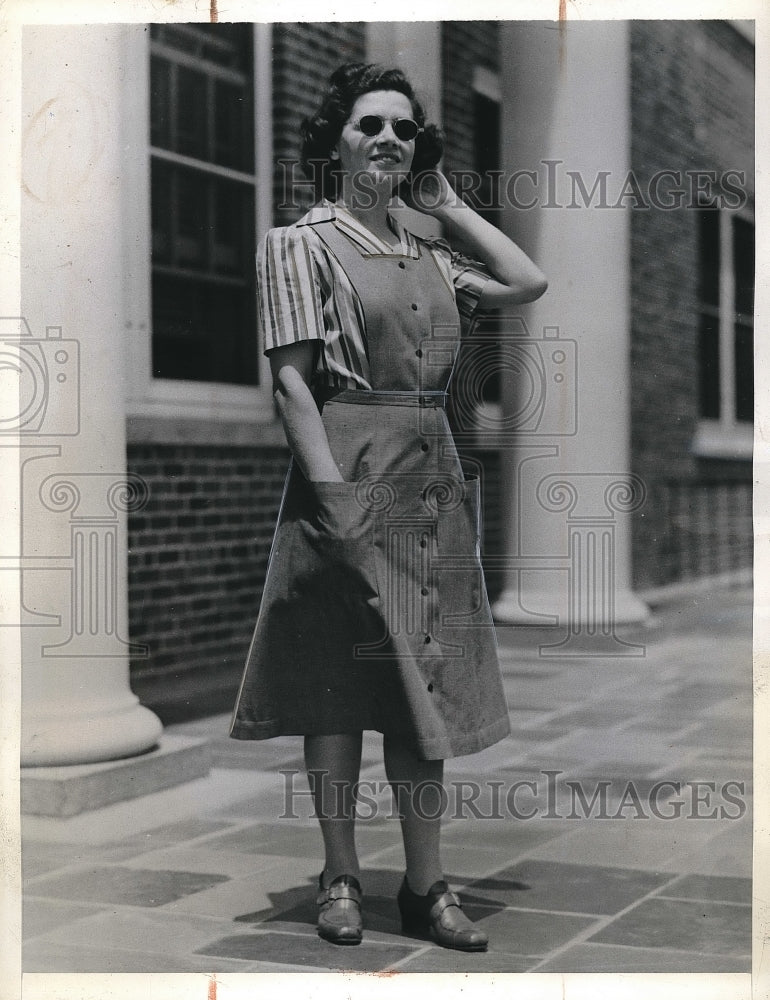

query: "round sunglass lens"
left=358, top=115, right=383, bottom=136
left=394, top=120, right=419, bottom=141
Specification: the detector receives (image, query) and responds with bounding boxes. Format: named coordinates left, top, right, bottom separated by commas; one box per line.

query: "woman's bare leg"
left=304, top=733, right=363, bottom=884
left=383, top=735, right=444, bottom=894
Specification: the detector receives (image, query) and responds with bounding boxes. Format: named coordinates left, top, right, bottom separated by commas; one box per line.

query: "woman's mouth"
left=371, top=154, right=400, bottom=166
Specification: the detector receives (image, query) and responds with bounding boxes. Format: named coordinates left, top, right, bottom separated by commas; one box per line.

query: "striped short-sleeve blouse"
left=257, top=200, right=492, bottom=391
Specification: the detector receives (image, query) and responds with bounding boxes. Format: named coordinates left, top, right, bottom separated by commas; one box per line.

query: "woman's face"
left=333, top=89, right=417, bottom=194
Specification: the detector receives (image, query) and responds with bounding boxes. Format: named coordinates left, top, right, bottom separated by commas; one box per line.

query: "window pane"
left=151, top=160, right=172, bottom=264
left=473, top=92, right=501, bottom=227
left=200, top=23, right=251, bottom=69
left=151, top=24, right=198, bottom=57
left=215, top=79, right=254, bottom=172
left=176, top=66, right=208, bottom=160
left=698, top=312, right=720, bottom=419
left=150, top=56, right=172, bottom=150
left=174, top=169, right=208, bottom=268
left=732, top=218, right=754, bottom=423
left=213, top=180, right=253, bottom=274
left=734, top=321, right=753, bottom=423
left=733, top=216, right=755, bottom=321
left=474, top=93, right=500, bottom=175
left=697, top=210, right=720, bottom=307
left=152, top=273, right=257, bottom=385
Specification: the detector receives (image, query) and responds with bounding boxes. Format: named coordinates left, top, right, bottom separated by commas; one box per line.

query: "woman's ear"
left=330, top=147, right=340, bottom=161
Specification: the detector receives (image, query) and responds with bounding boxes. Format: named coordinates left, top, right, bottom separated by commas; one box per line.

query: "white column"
left=366, top=22, right=443, bottom=241
left=492, top=21, right=649, bottom=629
left=19, top=25, right=162, bottom=765
left=366, top=22, right=442, bottom=126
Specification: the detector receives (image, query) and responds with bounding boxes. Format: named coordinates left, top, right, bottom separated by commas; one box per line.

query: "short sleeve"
left=257, top=226, right=327, bottom=355
left=423, top=237, right=493, bottom=322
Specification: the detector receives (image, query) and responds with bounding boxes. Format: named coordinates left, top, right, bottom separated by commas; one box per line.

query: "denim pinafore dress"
left=230, top=218, right=511, bottom=760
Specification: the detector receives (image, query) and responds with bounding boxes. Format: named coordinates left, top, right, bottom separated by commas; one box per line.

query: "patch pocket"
left=294, top=480, right=380, bottom=600
left=437, top=475, right=481, bottom=553
left=312, top=480, right=372, bottom=540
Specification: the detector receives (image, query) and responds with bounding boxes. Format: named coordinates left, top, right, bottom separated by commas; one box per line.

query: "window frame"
left=122, top=23, right=275, bottom=429
left=692, top=206, right=754, bottom=460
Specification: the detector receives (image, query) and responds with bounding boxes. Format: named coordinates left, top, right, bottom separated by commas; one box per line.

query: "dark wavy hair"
left=300, top=63, right=444, bottom=201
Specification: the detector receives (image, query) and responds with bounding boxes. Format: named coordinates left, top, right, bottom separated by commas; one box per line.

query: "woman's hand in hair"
left=402, top=168, right=457, bottom=216
left=403, top=170, right=548, bottom=307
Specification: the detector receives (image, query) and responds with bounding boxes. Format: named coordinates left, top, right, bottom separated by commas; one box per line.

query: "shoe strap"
left=429, top=890, right=463, bottom=921
left=317, top=876, right=362, bottom=905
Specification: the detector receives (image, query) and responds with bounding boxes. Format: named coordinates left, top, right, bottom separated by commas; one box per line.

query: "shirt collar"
left=296, top=199, right=419, bottom=259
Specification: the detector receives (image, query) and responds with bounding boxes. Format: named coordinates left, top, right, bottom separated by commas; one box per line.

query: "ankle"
left=404, top=872, right=444, bottom=897
left=322, top=867, right=361, bottom=889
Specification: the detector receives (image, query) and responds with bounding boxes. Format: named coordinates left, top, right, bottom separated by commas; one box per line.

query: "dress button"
left=411, top=303, right=418, bottom=311
left=415, top=349, right=423, bottom=358
left=421, top=442, right=429, bottom=452
left=424, top=636, right=431, bottom=644
left=421, top=587, right=429, bottom=596
left=427, top=682, right=434, bottom=692
left=398, top=261, right=406, bottom=269
left=420, top=538, right=428, bottom=548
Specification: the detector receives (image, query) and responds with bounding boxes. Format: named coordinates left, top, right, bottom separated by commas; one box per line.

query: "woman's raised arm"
left=407, top=170, right=548, bottom=308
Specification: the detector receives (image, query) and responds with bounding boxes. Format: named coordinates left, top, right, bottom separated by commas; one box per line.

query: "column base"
left=21, top=700, right=163, bottom=767
left=492, top=586, right=651, bottom=627
left=20, top=734, right=211, bottom=817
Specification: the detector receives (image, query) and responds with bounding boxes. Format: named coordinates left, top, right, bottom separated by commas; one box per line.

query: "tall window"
left=697, top=209, right=754, bottom=428
left=150, top=24, right=258, bottom=385
left=473, top=91, right=501, bottom=227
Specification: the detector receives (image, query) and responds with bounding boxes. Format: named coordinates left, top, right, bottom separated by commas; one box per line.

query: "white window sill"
left=126, top=379, right=285, bottom=446
left=126, top=414, right=287, bottom=447
left=691, top=421, right=753, bottom=460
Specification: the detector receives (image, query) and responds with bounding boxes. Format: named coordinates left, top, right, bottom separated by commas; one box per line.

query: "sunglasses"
left=349, top=115, right=424, bottom=142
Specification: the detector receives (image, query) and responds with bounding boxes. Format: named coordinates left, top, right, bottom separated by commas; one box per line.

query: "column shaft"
left=20, top=25, right=162, bottom=765
left=493, top=21, right=648, bottom=628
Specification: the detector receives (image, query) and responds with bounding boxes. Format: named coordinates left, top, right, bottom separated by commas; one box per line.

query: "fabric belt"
left=315, top=387, right=448, bottom=409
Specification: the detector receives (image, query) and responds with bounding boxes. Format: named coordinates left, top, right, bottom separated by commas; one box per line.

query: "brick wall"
left=629, top=21, right=754, bottom=589
left=271, top=22, right=367, bottom=227
left=127, top=443, right=289, bottom=722
left=651, top=480, right=753, bottom=586
left=441, top=22, right=500, bottom=176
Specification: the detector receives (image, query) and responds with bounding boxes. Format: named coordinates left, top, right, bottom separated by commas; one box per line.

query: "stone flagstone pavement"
left=21, top=586, right=753, bottom=975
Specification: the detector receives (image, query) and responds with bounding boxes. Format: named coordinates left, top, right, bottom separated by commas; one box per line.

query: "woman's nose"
left=376, top=121, right=398, bottom=143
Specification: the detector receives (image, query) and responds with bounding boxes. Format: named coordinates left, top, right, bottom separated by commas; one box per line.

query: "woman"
left=231, top=63, right=547, bottom=951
